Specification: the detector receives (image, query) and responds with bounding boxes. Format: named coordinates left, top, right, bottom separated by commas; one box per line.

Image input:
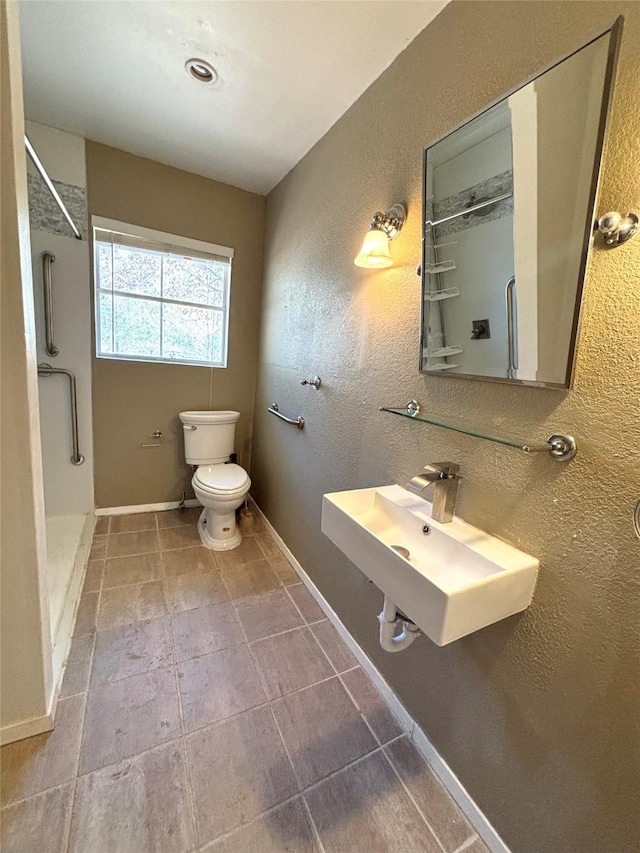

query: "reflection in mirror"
left=420, top=28, right=619, bottom=387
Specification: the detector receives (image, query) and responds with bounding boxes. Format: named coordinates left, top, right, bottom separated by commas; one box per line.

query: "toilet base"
left=197, top=508, right=242, bottom=551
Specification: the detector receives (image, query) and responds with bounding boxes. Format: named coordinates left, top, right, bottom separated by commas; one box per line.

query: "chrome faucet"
left=405, top=462, right=460, bottom=523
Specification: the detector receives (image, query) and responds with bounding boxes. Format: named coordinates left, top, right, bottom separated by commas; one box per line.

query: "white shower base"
left=46, top=512, right=95, bottom=695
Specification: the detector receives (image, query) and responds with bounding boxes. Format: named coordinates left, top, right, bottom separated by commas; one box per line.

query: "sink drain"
left=391, top=545, right=410, bottom=560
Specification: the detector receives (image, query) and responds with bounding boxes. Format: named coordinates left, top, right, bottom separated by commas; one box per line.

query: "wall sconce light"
left=595, top=211, right=638, bottom=247
left=354, top=204, right=406, bottom=268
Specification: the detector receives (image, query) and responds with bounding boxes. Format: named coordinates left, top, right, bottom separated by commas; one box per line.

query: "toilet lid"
left=194, top=463, right=250, bottom=494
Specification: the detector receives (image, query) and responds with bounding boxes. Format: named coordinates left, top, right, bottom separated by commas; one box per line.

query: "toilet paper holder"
left=142, top=429, right=165, bottom=448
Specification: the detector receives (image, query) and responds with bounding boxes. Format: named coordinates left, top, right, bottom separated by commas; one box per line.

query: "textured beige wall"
left=252, top=3, right=640, bottom=851
left=86, top=143, right=265, bottom=507
left=1, top=0, right=52, bottom=735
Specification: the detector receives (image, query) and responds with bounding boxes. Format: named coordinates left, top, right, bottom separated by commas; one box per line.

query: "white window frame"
left=92, top=216, right=234, bottom=368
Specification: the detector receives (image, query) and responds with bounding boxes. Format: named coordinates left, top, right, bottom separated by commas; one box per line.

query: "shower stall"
left=25, top=121, right=95, bottom=691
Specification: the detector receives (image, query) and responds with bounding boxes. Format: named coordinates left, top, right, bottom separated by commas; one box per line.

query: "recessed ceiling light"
left=185, top=58, right=218, bottom=84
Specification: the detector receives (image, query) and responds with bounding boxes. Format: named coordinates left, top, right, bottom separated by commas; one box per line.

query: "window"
left=92, top=217, right=233, bottom=367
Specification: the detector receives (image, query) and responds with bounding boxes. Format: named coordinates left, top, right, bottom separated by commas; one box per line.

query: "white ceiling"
left=19, top=0, right=448, bottom=194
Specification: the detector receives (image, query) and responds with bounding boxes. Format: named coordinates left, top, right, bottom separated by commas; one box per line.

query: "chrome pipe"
left=25, top=135, right=82, bottom=240
left=268, top=403, right=304, bottom=430
left=37, top=363, right=84, bottom=464
left=505, top=275, right=517, bottom=379
left=426, top=191, right=513, bottom=229
left=42, top=251, right=59, bottom=356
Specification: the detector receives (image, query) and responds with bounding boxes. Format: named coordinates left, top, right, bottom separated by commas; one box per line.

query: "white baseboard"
left=0, top=711, right=54, bottom=746
left=250, top=497, right=510, bottom=853
left=96, top=499, right=201, bottom=516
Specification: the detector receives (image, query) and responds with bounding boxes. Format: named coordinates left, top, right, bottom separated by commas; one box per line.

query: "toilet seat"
left=193, top=463, right=250, bottom=496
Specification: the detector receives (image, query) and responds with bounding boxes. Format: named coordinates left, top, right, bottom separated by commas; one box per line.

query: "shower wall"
left=26, top=120, right=94, bottom=689
left=26, top=120, right=94, bottom=514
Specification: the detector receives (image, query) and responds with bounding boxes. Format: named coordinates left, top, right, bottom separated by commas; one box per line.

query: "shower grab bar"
left=268, top=403, right=304, bottom=430
left=505, top=275, right=518, bottom=380
left=426, top=191, right=513, bottom=229
left=25, top=135, right=82, bottom=241
left=37, top=363, right=84, bottom=465
left=42, top=251, right=59, bottom=356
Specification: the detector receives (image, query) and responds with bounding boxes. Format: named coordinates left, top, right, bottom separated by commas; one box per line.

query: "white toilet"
left=179, top=410, right=251, bottom=550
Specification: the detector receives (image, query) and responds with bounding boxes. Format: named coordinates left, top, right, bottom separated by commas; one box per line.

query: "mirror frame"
left=419, top=17, right=623, bottom=389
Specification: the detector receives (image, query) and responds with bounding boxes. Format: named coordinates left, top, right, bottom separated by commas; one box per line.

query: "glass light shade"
left=354, top=228, right=393, bottom=268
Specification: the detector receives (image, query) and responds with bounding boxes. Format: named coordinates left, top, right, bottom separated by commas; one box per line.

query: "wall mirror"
left=419, top=22, right=621, bottom=388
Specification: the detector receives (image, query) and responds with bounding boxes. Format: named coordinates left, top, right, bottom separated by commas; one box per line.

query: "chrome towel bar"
left=42, top=251, right=59, bottom=357
left=37, top=363, right=84, bottom=464
left=268, top=403, right=304, bottom=430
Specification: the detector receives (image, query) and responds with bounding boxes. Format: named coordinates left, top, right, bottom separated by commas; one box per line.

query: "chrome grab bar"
left=42, top=251, right=59, bottom=356
left=25, top=135, right=82, bottom=240
left=37, top=363, right=84, bottom=465
left=268, top=403, right=304, bottom=430
left=505, top=275, right=517, bottom=380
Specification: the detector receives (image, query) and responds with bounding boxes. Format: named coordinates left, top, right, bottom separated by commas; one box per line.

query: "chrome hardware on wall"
left=37, top=363, right=84, bottom=464
left=522, top=434, right=577, bottom=462
left=595, top=211, right=638, bottom=247
left=142, top=430, right=165, bottom=448
left=470, top=319, right=490, bottom=340
left=633, top=500, right=640, bottom=541
left=380, top=401, right=578, bottom=462
left=42, top=251, right=59, bottom=356
left=268, top=403, right=304, bottom=430
left=505, top=276, right=518, bottom=380
left=300, top=376, right=321, bottom=390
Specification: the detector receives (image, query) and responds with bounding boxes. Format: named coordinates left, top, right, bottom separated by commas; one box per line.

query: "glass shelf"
left=379, top=404, right=577, bottom=461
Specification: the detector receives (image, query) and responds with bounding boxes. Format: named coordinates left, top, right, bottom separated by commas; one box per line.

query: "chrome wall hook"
left=595, top=211, right=638, bottom=247
left=300, top=376, right=322, bottom=390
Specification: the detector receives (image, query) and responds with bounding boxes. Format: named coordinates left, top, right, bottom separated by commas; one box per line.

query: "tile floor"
left=0, top=508, right=489, bottom=853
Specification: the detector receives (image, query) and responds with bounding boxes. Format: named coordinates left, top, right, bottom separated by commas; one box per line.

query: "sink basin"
left=321, top=484, right=538, bottom=645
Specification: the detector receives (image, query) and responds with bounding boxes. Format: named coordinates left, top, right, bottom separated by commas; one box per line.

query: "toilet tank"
left=179, top=411, right=240, bottom=465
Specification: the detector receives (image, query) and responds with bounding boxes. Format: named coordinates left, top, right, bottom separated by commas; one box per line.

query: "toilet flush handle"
left=185, top=425, right=197, bottom=430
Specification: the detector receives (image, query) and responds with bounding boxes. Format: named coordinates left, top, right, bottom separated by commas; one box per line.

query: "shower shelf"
left=423, top=287, right=460, bottom=302
left=379, top=402, right=577, bottom=462
left=424, top=363, right=460, bottom=371
left=423, top=260, right=457, bottom=274
left=424, top=345, right=463, bottom=358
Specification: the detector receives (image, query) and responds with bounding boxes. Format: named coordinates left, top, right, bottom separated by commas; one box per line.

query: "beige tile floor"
left=0, top=508, right=489, bottom=853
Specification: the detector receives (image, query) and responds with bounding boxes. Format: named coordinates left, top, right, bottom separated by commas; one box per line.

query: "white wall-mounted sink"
left=321, top=484, right=538, bottom=645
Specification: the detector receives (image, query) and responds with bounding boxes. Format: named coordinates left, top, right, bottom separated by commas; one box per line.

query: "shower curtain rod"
left=24, top=135, right=82, bottom=240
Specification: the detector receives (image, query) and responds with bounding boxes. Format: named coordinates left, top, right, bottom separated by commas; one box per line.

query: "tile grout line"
left=1, top=735, right=185, bottom=812
left=197, top=790, right=306, bottom=851
left=380, top=745, right=451, bottom=853
left=160, top=533, right=202, bottom=853
left=248, top=621, right=320, bottom=648
left=452, top=834, right=482, bottom=853
left=0, top=780, right=73, bottom=814
left=200, top=739, right=412, bottom=852
left=303, top=596, right=391, bottom=755
left=79, top=667, right=344, bottom=744
left=283, top=581, right=317, bottom=625
left=218, top=571, right=331, bottom=852
left=220, top=553, right=326, bottom=853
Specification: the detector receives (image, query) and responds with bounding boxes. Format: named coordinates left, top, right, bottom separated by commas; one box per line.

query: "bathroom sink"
left=321, top=484, right=538, bottom=645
